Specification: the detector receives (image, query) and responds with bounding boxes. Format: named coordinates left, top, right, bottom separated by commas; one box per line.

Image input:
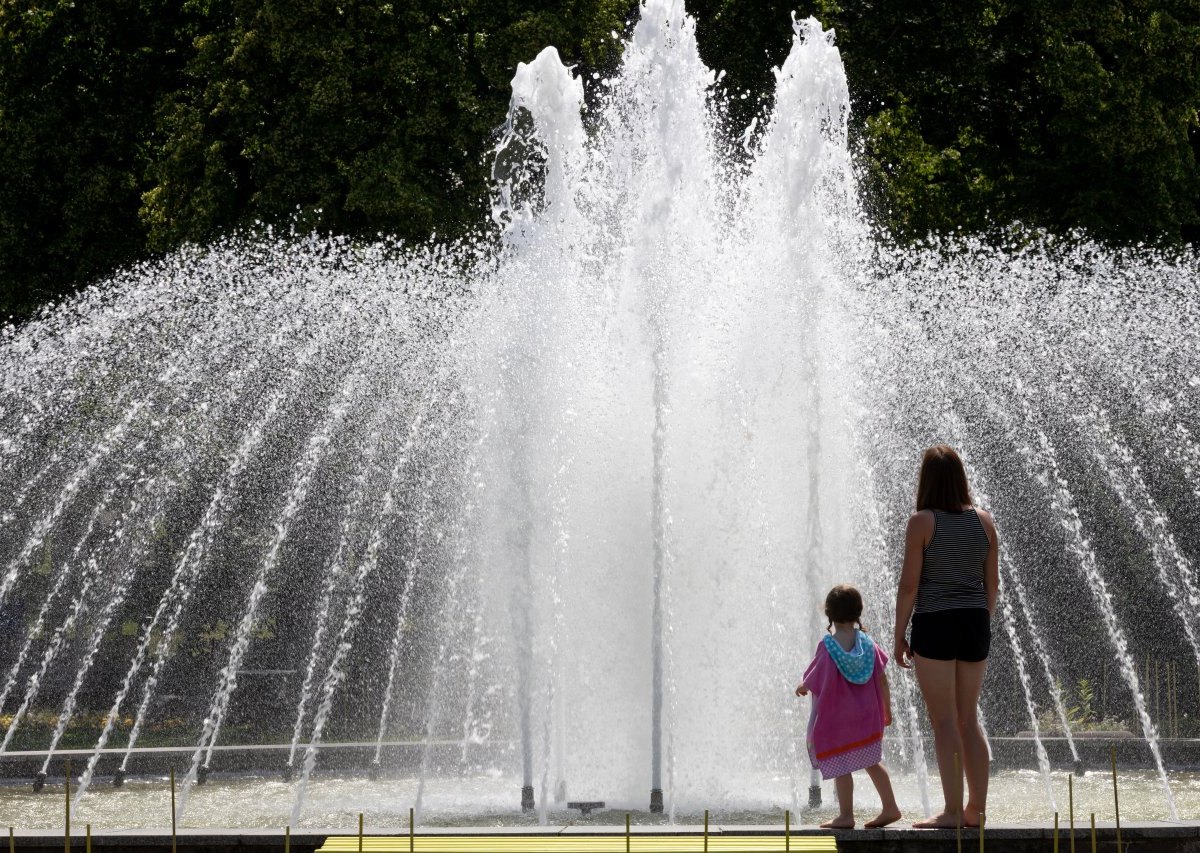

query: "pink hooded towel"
left=803, top=631, right=888, bottom=780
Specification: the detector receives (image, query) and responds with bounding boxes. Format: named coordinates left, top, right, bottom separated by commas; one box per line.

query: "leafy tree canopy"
left=695, top=0, right=1200, bottom=241
left=0, top=0, right=192, bottom=318
left=141, top=0, right=630, bottom=251
left=1, top=0, right=1197, bottom=320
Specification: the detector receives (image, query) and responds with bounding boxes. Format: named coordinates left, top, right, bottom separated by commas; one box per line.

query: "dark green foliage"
left=0, top=0, right=192, bottom=319
left=0, top=0, right=627, bottom=319
left=141, top=0, right=630, bottom=251
left=0, top=0, right=1198, bottom=320
left=812, top=0, right=1200, bottom=241
left=688, top=0, right=797, bottom=130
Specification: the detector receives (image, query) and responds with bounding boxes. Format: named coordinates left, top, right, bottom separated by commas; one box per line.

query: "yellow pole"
left=625, top=813, right=630, bottom=853
left=8, top=826, right=13, bottom=853
left=358, top=813, right=364, bottom=853
left=64, top=759, right=71, bottom=853
left=86, top=823, right=91, bottom=853
left=1089, top=814, right=1096, bottom=853
left=409, top=806, right=415, bottom=853
left=1053, top=812, right=1059, bottom=853
left=1110, top=746, right=1121, bottom=851
left=978, top=812, right=984, bottom=853
left=285, top=825, right=290, bottom=853
left=1068, top=773, right=1075, bottom=853
left=785, top=809, right=790, bottom=853
left=170, top=767, right=177, bottom=853
left=704, top=809, right=709, bottom=853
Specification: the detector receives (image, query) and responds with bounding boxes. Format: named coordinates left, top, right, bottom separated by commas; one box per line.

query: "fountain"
left=2, top=0, right=1200, bottom=834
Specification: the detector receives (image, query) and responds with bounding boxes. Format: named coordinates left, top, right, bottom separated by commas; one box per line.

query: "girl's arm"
left=893, top=512, right=930, bottom=669
left=798, top=646, right=825, bottom=697
left=978, top=508, right=1000, bottom=616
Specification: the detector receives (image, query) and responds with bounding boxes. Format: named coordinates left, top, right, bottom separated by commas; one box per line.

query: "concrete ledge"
left=7, top=824, right=1200, bottom=852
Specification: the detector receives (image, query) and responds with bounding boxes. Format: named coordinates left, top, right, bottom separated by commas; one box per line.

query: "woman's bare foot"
left=963, top=806, right=983, bottom=828
left=819, top=816, right=855, bottom=829
left=865, top=808, right=902, bottom=828
left=911, top=812, right=963, bottom=829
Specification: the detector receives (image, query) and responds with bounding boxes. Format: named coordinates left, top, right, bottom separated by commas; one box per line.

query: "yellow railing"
left=317, top=836, right=836, bottom=852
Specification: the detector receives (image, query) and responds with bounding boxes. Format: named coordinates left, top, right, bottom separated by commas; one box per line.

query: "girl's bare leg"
left=864, top=763, right=902, bottom=827
left=820, top=775, right=855, bottom=828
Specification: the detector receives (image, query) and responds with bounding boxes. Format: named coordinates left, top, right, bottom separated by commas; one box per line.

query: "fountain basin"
left=2, top=767, right=1199, bottom=829
left=9, top=737, right=1200, bottom=786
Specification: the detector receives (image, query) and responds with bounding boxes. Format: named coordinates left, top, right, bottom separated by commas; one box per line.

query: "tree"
left=140, top=0, right=630, bottom=251
left=1, top=0, right=1198, bottom=322
left=687, top=0, right=1200, bottom=243
left=807, top=0, right=1200, bottom=241
left=0, top=0, right=193, bottom=320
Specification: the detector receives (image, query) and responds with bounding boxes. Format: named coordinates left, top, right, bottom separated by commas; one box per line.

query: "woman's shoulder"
left=906, top=509, right=936, bottom=535
left=971, top=506, right=998, bottom=537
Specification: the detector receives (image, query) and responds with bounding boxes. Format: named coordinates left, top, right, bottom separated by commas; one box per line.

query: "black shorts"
left=910, top=607, right=991, bottom=662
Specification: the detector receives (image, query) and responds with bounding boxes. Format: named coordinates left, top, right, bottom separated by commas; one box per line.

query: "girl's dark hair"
left=916, top=445, right=972, bottom=512
left=825, top=584, right=863, bottom=632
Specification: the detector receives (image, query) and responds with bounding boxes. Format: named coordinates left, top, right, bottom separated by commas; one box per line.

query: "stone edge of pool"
left=7, top=823, right=1200, bottom=851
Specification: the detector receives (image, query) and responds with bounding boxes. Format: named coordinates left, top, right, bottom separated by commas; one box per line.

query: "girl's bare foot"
left=911, top=812, right=963, bottom=829
left=819, top=816, right=855, bottom=829
left=963, top=806, right=983, bottom=828
left=865, top=808, right=902, bottom=828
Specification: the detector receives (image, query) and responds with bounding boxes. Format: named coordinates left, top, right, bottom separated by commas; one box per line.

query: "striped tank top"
left=914, top=508, right=990, bottom=614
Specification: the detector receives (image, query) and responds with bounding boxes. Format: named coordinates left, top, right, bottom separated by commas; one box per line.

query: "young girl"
left=795, top=584, right=901, bottom=829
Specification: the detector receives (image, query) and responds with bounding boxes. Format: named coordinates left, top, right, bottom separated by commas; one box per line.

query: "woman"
left=893, top=445, right=999, bottom=829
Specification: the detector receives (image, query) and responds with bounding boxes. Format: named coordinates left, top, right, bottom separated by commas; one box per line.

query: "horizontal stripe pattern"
left=914, top=508, right=990, bottom=614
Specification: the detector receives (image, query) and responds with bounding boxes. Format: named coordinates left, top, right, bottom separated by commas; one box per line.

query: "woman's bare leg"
left=955, top=659, right=989, bottom=827
left=863, top=764, right=902, bottom=827
left=820, top=775, right=855, bottom=828
left=911, top=655, right=964, bottom=828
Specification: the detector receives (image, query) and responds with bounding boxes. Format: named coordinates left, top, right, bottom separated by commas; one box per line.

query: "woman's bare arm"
left=893, top=511, right=931, bottom=669
left=978, top=508, right=1000, bottom=616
